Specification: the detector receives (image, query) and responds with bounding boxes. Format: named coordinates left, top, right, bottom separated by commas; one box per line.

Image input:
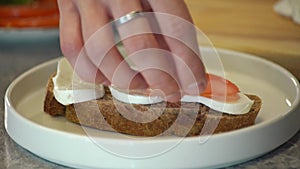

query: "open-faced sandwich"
left=44, top=58, right=262, bottom=137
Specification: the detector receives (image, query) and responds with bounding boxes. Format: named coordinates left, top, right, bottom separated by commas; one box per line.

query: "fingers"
left=109, top=0, right=182, bottom=101
left=59, top=0, right=207, bottom=102
left=57, top=0, right=108, bottom=84
left=71, top=0, right=147, bottom=89
left=148, top=0, right=207, bottom=95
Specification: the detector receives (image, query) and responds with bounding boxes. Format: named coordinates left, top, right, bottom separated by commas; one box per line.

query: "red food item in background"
left=0, top=14, right=59, bottom=28
left=0, top=0, right=59, bottom=28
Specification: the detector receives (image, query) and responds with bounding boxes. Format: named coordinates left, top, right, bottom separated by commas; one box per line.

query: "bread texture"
left=44, top=73, right=262, bottom=137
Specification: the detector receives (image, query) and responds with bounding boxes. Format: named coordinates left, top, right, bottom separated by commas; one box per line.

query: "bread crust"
left=44, top=74, right=262, bottom=137
left=43, top=73, right=65, bottom=116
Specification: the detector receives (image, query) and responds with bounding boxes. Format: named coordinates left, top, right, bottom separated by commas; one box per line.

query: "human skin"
left=58, top=0, right=207, bottom=102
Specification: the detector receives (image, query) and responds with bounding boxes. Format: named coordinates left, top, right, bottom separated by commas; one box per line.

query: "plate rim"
left=4, top=47, right=300, bottom=168
left=5, top=48, right=300, bottom=142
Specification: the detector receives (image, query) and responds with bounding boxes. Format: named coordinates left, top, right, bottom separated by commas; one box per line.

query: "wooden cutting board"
left=186, top=0, right=300, bottom=79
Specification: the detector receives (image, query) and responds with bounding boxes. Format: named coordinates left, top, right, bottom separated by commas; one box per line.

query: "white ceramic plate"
left=0, top=28, right=58, bottom=42
left=4, top=48, right=300, bottom=169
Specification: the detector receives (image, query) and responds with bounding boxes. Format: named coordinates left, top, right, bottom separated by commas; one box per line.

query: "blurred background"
left=0, top=0, right=299, bottom=168
left=186, top=0, right=300, bottom=80
left=1, top=0, right=299, bottom=79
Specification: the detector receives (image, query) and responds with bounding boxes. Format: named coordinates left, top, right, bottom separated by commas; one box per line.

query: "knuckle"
left=168, top=21, right=187, bottom=39
left=147, top=73, right=179, bottom=93
left=123, top=34, right=157, bottom=54
left=85, top=36, right=115, bottom=64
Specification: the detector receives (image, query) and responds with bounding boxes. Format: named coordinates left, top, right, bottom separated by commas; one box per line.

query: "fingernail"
left=186, top=81, right=206, bottom=95
left=166, top=93, right=181, bottom=103
left=102, top=80, right=111, bottom=86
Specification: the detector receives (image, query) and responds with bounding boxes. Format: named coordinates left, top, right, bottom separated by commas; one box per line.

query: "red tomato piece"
left=200, top=73, right=240, bottom=101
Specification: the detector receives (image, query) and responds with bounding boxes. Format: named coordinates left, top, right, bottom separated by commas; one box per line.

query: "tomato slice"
left=200, top=73, right=240, bottom=101
left=0, top=14, right=59, bottom=28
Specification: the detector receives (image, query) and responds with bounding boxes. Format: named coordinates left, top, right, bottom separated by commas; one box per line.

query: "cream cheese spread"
left=109, top=87, right=254, bottom=115
left=52, top=58, right=105, bottom=105
left=52, top=58, right=254, bottom=114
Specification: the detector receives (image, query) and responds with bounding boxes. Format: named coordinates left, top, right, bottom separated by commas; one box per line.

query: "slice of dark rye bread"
left=44, top=73, right=262, bottom=137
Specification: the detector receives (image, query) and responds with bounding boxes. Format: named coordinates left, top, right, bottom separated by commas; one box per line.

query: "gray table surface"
left=0, top=37, right=299, bottom=169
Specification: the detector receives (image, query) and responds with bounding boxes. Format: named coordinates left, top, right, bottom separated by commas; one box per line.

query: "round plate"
left=4, top=47, right=300, bottom=169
